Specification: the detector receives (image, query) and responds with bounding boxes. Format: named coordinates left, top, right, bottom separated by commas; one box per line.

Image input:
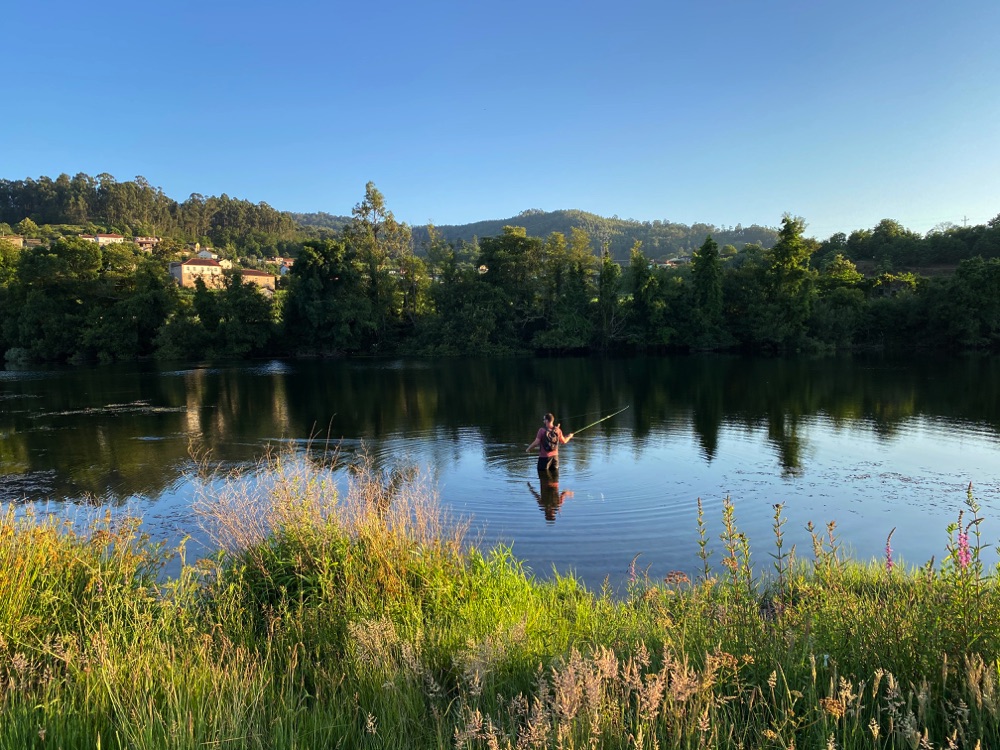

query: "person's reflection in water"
left=527, top=476, right=574, bottom=523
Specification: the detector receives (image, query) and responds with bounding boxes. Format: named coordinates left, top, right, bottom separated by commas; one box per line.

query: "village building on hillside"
left=134, top=236, right=160, bottom=253
left=236, top=268, right=276, bottom=294
left=0, top=235, right=25, bottom=249
left=170, top=258, right=224, bottom=288
left=82, top=233, right=127, bottom=246
left=270, top=257, right=296, bottom=276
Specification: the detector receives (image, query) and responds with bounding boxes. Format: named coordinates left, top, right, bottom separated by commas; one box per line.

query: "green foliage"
left=532, top=228, right=598, bottom=351
left=410, top=208, right=780, bottom=262
left=0, top=173, right=296, bottom=251
left=1, top=174, right=999, bottom=362
left=15, top=217, right=39, bottom=237
left=625, top=243, right=674, bottom=348
left=281, top=239, right=373, bottom=354
left=3, top=458, right=1000, bottom=748
left=692, top=235, right=723, bottom=322
left=921, top=257, right=1000, bottom=349
left=477, top=227, right=544, bottom=350
left=595, top=250, right=625, bottom=350
left=343, top=182, right=416, bottom=350
left=765, top=216, right=818, bottom=349
left=0, top=238, right=19, bottom=286
left=214, top=274, right=275, bottom=359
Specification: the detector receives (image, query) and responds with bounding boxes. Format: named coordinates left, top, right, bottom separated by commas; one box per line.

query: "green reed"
left=1, top=456, right=998, bottom=749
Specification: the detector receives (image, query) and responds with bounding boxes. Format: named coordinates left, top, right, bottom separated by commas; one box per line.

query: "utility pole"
left=962, top=215, right=969, bottom=227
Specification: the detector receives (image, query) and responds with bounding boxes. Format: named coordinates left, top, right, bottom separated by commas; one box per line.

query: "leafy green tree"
left=2, top=237, right=103, bottom=360
left=765, top=216, right=817, bottom=349
left=625, top=242, right=671, bottom=347
left=15, top=217, right=39, bottom=237
left=154, top=292, right=210, bottom=360
left=722, top=243, right=771, bottom=348
left=343, top=182, right=412, bottom=350
left=418, top=267, right=512, bottom=355
left=281, top=239, right=372, bottom=354
left=533, top=228, right=597, bottom=350
left=594, top=249, right=624, bottom=350
left=192, top=278, right=222, bottom=334
left=0, top=238, right=19, bottom=286
left=923, top=257, right=1000, bottom=349
left=478, top=226, right=544, bottom=348
left=818, top=254, right=863, bottom=291
left=692, top=235, right=723, bottom=324
left=215, top=274, right=274, bottom=358
left=81, top=255, right=177, bottom=362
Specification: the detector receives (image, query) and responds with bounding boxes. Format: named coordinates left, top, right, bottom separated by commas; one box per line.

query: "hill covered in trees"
left=1, top=174, right=776, bottom=262
left=410, top=209, right=779, bottom=261
left=291, top=209, right=780, bottom=261
left=0, top=173, right=298, bottom=257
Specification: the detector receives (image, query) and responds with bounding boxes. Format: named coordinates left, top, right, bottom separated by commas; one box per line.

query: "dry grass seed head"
left=347, top=617, right=400, bottom=673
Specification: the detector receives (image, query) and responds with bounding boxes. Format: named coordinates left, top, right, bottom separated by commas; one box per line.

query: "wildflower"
left=663, top=570, right=690, bottom=586
left=885, top=527, right=896, bottom=573
left=957, top=530, right=971, bottom=570
left=628, top=554, right=639, bottom=583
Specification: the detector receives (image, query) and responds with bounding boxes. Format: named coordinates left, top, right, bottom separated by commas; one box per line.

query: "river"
left=2, top=355, right=998, bottom=590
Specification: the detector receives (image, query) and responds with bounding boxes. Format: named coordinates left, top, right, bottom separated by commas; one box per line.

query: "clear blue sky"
left=4, top=0, right=998, bottom=238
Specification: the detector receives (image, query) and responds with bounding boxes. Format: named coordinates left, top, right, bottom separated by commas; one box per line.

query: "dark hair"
left=543, top=412, right=555, bottom=423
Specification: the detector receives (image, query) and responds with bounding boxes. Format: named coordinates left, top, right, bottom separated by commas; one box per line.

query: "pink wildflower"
left=885, top=528, right=895, bottom=573
left=957, top=530, right=971, bottom=570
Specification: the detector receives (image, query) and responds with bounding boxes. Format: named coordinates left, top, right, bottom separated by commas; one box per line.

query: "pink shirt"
left=536, top=426, right=564, bottom=457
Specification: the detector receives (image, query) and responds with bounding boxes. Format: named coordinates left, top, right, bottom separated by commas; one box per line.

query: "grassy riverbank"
left=2, top=455, right=998, bottom=749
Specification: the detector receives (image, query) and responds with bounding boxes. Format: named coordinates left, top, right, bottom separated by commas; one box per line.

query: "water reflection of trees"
left=1, top=355, right=998, bottom=502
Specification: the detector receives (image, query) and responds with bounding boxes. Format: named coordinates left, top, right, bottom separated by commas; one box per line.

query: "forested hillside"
left=1, top=174, right=999, bottom=365
left=410, top=209, right=779, bottom=261
left=0, top=173, right=297, bottom=257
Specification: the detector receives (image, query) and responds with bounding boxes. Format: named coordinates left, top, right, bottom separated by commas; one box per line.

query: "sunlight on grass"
left=1, top=453, right=998, bottom=748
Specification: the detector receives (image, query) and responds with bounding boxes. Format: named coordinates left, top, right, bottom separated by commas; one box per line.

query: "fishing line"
left=571, top=405, right=630, bottom=435
left=562, top=409, right=607, bottom=422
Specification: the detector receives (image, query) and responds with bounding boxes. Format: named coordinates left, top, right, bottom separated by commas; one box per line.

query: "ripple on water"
left=0, top=471, right=58, bottom=503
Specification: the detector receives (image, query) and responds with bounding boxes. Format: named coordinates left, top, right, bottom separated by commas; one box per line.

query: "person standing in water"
left=526, top=412, right=574, bottom=473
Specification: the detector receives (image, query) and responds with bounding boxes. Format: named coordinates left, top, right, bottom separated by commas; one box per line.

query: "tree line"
left=1, top=178, right=998, bottom=364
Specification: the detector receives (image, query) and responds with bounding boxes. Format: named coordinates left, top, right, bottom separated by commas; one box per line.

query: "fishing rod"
left=571, top=405, right=630, bottom=436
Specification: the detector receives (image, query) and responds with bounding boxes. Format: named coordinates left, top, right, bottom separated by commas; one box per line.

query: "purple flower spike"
left=885, top=527, right=896, bottom=573
left=957, top=530, right=971, bottom=570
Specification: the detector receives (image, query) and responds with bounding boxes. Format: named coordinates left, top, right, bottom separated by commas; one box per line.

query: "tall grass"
left=1, top=456, right=998, bottom=748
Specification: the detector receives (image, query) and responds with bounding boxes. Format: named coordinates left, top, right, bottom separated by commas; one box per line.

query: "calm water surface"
left=2, top=355, right=999, bottom=590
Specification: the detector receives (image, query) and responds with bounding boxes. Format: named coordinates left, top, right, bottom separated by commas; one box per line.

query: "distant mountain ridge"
left=293, top=208, right=779, bottom=260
